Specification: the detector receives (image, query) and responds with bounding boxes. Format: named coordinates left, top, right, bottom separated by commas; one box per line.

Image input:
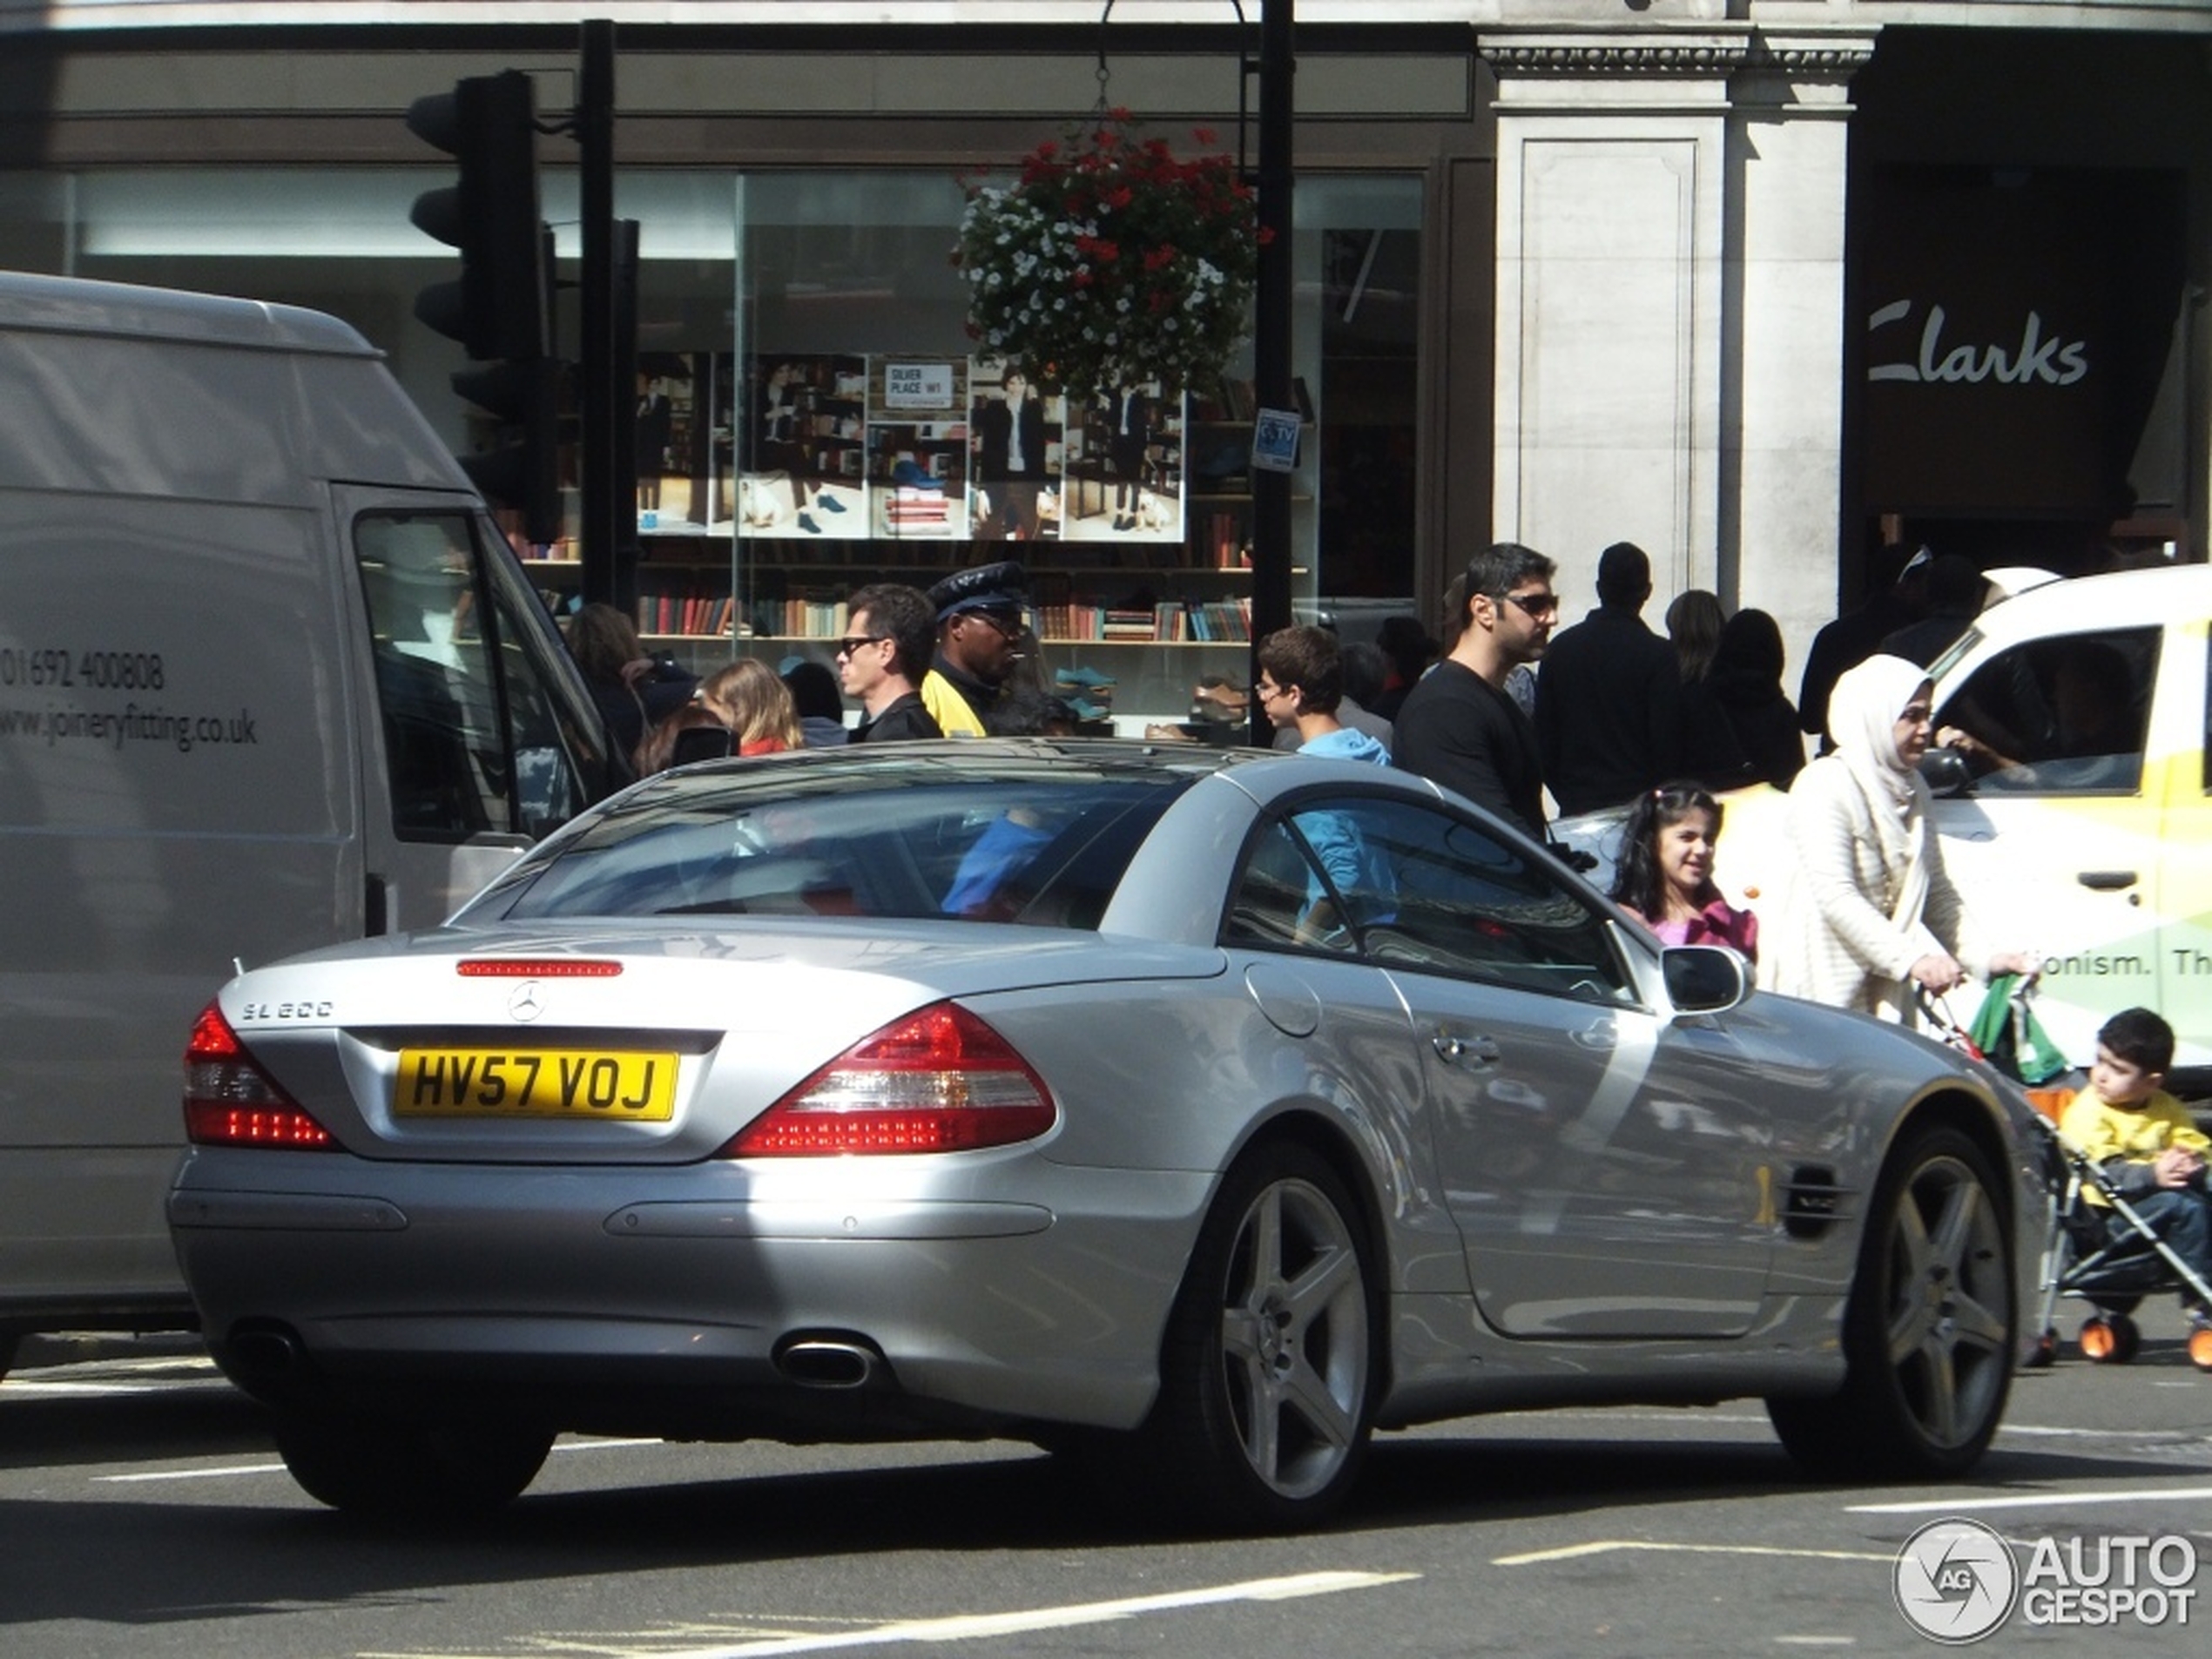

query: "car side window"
left=1224, top=816, right=1361, bottom=957
left=2202, top=636, right=2212, bottom=797
left=1939, top=627, right=2157, bottom=794
left=1224, top=795, right=1633, bottom=1005
left=1359, top=798, right=1634, bottom=1004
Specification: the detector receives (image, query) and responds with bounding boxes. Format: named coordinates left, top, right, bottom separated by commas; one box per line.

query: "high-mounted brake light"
left=182, top=1003, right=335, bottom=1149
left=724, top=1001, right=1055, bottom=1157
left=456, top=959, right=624, bottom=978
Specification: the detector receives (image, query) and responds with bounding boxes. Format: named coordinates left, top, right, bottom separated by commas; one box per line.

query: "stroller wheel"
left=2023, top=1329, right=2060, bottom=1370
left=2080, top=1313, right=2140, bottom=1365
left=2188, top=1326, right=2212, bottom=1373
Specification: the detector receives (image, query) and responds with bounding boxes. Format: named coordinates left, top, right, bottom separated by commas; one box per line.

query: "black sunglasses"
left=833, top=635, right=888, bottom=658
left=1493, top=590, right=1560, bottom=620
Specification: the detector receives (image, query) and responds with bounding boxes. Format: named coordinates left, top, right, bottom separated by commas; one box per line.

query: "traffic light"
left=451, top=356, right=566, bottom=547
left=408, top=70, right=561, bottom=543
left=406, top=70, right=546, bottom=361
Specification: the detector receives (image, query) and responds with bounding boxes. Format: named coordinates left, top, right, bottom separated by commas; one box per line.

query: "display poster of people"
left=665, top=353, right=1190, bottom=547
left=631, top=350, right=732, bottom=535
left=736, top=354, right=871, bottom=541
left=867, top=359, right=968, bottom=540
left=1062, top=380, right=1186, bottom=546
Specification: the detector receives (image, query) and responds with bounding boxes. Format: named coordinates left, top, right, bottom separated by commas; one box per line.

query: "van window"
left=353, top=513, right=609, bottom=841
left=1939, top=627, right=2157, bottom=794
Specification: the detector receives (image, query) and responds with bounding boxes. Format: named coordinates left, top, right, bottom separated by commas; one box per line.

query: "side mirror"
left=1662, top=944, right=1749, bottom=1015
left=1919, top=745, right=1976, bottom=799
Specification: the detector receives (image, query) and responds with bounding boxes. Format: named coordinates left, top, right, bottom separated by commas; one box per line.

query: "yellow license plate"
left=393, top=1049, right=678, bottom=1121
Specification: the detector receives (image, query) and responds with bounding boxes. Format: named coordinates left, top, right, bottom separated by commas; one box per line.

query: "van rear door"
left=341, top=495, right=620, bottom=932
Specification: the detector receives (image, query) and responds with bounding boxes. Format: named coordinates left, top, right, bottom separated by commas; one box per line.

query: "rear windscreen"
left=460, top=756, right=1196, bottom=931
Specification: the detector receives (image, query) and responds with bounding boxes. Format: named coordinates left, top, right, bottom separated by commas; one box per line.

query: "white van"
left=0, top=273, right=623, bottom=1372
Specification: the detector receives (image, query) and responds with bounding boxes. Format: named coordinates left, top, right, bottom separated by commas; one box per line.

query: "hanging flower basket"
left=954, top=111, right=1265, bottom=401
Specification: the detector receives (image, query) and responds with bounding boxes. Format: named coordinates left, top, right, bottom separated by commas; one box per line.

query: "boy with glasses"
left=840, top=583, right=943, bottom=742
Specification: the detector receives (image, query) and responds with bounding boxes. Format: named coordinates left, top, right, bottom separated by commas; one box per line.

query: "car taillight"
left=182, top=1003, right=334, bottom=1150
left=724, top=1001, right=1055, bottom=1157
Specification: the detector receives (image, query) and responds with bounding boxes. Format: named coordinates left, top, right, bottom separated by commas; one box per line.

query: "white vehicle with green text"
left=1557, top=562, right=2211, bottom=1089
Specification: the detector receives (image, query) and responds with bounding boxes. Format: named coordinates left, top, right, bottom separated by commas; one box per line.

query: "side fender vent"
left=1782, top=1166, right=1850, bottom=1239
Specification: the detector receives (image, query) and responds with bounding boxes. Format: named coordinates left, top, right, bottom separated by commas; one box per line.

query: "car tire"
left=273, top=1408, right=554, bottom=1518
left=1107, top=1142, right=1378, bottom=1534
left=1768, top=1126, right=2014, bottom=1480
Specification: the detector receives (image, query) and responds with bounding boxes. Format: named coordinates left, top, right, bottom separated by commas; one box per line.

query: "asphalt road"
left=2, top=1316, right=2208, bottom=1659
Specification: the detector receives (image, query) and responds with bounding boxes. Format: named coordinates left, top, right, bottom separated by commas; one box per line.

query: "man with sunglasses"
left=840, top=583, right=943, bottom=743
left=1392, top=541, right=1558, bottom=840
left=922, top=560, right=1028, bottom=737
left=1533, top=539, right=1684, bottom=816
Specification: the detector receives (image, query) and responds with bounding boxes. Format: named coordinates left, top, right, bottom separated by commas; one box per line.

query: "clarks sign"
left=1867, top=300, right=2089, bottom=388
left=1858, top=166, right=2149, bottom=516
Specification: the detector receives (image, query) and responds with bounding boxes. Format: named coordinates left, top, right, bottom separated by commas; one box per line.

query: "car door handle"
left=1433, top=1033, right=1502, bottom=1067
left=2077, top=870, right=2139, bottom=892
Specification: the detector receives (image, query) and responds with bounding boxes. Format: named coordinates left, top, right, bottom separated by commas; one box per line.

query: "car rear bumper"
left=169, top=1149, right=1214, bottom=1437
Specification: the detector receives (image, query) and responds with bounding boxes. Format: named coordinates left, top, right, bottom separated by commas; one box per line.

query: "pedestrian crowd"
left=563, top=528, right=2068, bottom=1039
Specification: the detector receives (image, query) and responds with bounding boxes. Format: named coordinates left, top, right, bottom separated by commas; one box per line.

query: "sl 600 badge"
left=239, top=1000, right=334, bottom=1021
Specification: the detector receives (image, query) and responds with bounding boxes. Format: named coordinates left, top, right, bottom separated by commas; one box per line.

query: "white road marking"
left=101, top=1462, right=285, bottom=1483
left=1, top=1379, right=226, bottom=1399
left=1494, top=1541, right=1892, bottom=1567
left=1850, top=1486, right=2212, bottom=1515
left=94, top=1436, right=664, bottom=1484
left=358, top=1573, right=1419, bottom=1659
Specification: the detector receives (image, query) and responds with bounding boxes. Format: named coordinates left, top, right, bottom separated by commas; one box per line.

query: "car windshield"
left=456, top=746, right=1202, bottom=929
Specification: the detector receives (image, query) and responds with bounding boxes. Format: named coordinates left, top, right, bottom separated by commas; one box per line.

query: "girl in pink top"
left=1607, top=781, right=1758, bottom=962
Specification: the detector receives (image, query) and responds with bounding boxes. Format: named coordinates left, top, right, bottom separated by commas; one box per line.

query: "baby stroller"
left=1918, top=987, right=2212, bottom=1373
left=2026, top=1116, right=2212, bottom=1372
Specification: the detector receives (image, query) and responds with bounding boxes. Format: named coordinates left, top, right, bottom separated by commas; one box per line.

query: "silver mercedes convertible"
left=168, top=739, right=2042, bottom=1530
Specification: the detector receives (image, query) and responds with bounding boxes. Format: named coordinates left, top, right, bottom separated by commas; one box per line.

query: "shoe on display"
left=798, top=513, right=821, bottom=534
left=819, top=495, right=847, bottom=513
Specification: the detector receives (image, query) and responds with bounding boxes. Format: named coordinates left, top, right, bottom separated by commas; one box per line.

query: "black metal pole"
left=579, top=19, right=618, bottom=609
left=611, top=217, right=640, bottom=617
left=1247, top=0, right=1294, bottom=747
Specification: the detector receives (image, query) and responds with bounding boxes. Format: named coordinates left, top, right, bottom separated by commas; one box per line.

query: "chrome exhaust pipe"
left=774, top=1335, right=880, bottom=1389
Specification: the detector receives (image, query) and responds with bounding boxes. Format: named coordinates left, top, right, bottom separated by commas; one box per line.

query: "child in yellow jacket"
left=2058, top=1007, right=2211, bottom=1327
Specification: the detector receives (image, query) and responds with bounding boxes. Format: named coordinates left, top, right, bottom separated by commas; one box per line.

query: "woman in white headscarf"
left=1759, top=653, right=2034, bottom=1022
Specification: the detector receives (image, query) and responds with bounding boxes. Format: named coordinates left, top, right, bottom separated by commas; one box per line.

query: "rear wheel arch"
left=1236, top=1113, right=1395, bottom=1301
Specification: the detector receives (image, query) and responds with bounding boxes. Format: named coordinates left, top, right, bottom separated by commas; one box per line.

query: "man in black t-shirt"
left=1532, top=540, right=1683, bottom=816
left=1392, top=543, right=1558, bottom=840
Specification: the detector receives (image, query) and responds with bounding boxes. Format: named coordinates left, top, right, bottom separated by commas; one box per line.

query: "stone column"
left=1482, top=25, right=1876, bottom=678
left=1483, top=30, right=1744, bottom=603
left=1725, top=29, right=1878, bottom=675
